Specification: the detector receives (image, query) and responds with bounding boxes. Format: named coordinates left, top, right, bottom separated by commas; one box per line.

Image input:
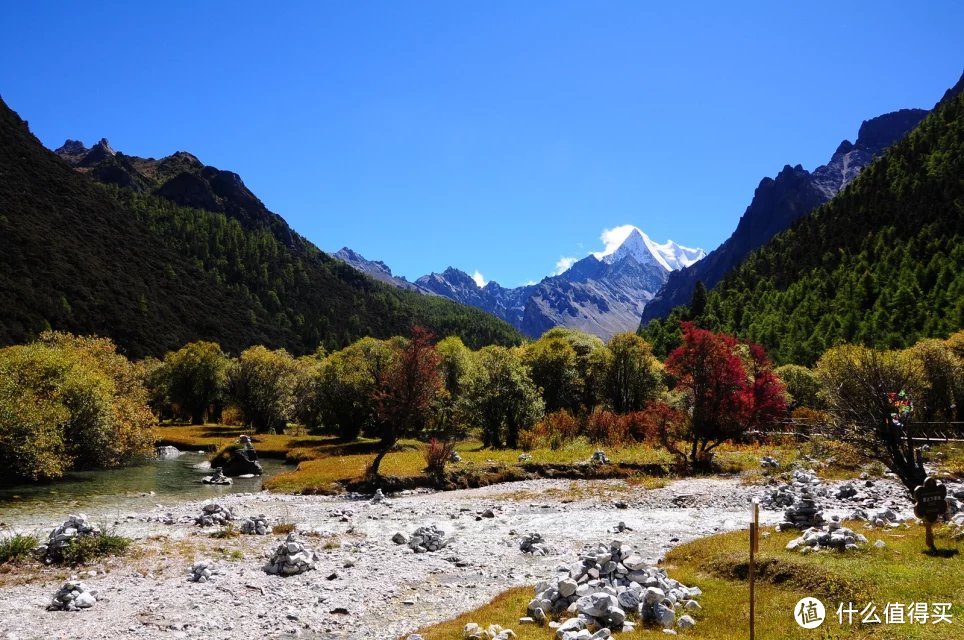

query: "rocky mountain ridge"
left=639, top=106, right=931, bottom=323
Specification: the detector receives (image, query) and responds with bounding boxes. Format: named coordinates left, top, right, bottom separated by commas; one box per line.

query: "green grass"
left=408, top=523, right=963, bottom=639
left=55, top=530, right=131, bottom=565
left=0, top=534, right=39, bottom=564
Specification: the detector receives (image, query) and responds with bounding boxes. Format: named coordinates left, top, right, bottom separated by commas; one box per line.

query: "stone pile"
left=524, top=540, right=701, bottom=634
left=397, top=525, right=448, bottom=553
left=239, top=515, right=270, bottom=535
left=47, top=580, right=97, bottom=611
left=450, top=451, right=463, bottom=463
left=463, top=623, right=516, bottom=640
left=519, top=533, right=551, bottom=556
left=785, top=518, right=868, bottom=553
left=590, top=450, right=610, bottom=465
left=264, top=533, right=319, bottom=576
left=950, top=512, right=964, bottom=540
left=760, top=456, right=779, bottom=469
left=189, top=559, right=217, bottom=582
left=371, top=489, right=386, bottom=504
left=848, top=506, right=906, bottom=528
left=38, top=514, right=101, bottom=560
left=195, top=503, right=237, bottom=527
left=777, top=487, right=824, bottom=530
left=518, top=453, right=532, bottom=463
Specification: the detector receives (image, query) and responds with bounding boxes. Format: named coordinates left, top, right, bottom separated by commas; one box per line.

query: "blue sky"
left=2, top=2, right=962, bottom=286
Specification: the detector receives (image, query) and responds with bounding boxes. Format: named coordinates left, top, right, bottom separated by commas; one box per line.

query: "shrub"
left=585, top=409, right=628, bottom=446
left=0, top=333, right=155, bottom=481
left=0, top=533, right=39, bottom=564
left=423, top=438, right=456, bottom=479
left=622, top=411, right=655, bottom=443
left=56, top=530, right=131, bottom=565
left=209, top=523, right=240, bottom=539
left=272, top=522, right=296, bottom=535
left=534, top=409, right=580, bottom=450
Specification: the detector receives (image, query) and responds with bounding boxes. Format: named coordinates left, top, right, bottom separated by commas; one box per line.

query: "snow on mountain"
left=594, top=226, right=706, bottom=271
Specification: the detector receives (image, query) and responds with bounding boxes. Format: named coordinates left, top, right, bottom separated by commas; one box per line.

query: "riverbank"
left=0, top=474, right=921, bottom=640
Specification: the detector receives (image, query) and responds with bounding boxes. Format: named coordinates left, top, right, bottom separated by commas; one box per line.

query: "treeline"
left=4, top=326, right=960, bottom=483
left=641, top=87, right=964, bottom=366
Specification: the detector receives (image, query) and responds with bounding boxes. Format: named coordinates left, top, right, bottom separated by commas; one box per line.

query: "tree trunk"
left=368, top=436, right=396, bottom=478
left=191, top=409, right=205, bottom=425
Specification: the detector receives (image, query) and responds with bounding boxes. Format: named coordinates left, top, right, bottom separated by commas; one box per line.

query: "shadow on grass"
left=923, top=548, right=959, bottom=558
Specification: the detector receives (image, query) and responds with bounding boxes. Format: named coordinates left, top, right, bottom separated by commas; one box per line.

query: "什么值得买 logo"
left=794, top=596, right=826, bottom=629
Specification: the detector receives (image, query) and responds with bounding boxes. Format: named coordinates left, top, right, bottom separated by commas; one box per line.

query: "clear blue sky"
left=2, top=1, right=962, bottom=286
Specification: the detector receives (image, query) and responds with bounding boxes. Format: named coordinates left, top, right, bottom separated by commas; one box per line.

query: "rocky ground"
left=0, top=475, right=919, bottom=640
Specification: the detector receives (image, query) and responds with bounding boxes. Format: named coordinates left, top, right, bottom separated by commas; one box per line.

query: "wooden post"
left=749, top=501, right=758, bottom=640
left=925, top=522, right=935, bottom=551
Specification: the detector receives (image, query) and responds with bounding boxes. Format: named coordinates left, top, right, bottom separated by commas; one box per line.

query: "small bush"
left=534, top=410, right=581, bottom=449
left=585, top=410, right=628, bottom=447
left=0, top=533, right=39, bottom=564
left=622, top=411, right=654, bottom=443
left=209, top=523, right=240, bottom=539
left=423, top=438, right=456, bottom=478
left=272, top=522, right=296, bottom=535
left=57, top=530, right=130, bottom=565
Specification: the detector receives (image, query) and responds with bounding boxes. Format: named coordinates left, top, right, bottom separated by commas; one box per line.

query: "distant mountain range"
left=335, top=228, right=705, bottom=340
left=639, top=107, right=930, bottom=323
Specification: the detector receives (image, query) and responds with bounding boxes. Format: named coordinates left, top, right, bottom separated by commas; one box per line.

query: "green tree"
left=523, top=334, right=581, bottom=413
left=815, top=344, right=927, bottom=494
left=163, top=341, right=229, bottom=424
left=603, top=332, right=665, bottom=413
left=773, top=364, right=823, bottom=410
left=314, top=337, right=398, bottom=439
left=459, top=346, right=544, bottom=448
left=227, top=346, right=301, bottom=433
left=0, top=332, right=155, bottom=481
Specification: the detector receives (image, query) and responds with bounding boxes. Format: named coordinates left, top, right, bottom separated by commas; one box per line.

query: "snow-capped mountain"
left=596, top=227, right=706, bottom=271
left=337, top=227, right=704, bottom=340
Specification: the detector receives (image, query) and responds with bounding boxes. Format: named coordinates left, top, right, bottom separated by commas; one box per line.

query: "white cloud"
left=554, top=256, right=577, bottom=275
left=592, top=224, right=637, bottom=259
left=471, top=270, right=487, bottom=287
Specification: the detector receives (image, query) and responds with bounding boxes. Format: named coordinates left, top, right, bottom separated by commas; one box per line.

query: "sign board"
left=913, top=478, right=947, bottom=523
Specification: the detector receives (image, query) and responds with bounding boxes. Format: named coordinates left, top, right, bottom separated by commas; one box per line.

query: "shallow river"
left=0, top=453, right=289, bottom=531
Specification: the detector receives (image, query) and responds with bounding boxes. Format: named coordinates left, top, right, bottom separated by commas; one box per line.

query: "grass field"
left=154, top=424, right=960, bottom=495
left=407, top=522, right=963, bottom=639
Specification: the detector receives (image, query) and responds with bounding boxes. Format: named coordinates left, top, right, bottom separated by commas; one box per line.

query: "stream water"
left=0, top=452, right=289, bottom=531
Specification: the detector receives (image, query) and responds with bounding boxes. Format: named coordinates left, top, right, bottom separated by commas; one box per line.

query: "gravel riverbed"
left=0, top=476, right=914, bottom=640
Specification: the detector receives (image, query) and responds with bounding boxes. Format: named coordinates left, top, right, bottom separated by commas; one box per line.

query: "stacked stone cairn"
left=519, top=532, right=552, bottom=556
left=523, top=540, right=701, bottom=635
left=463, top=623, right=516, bottom=640
left=264, top=533, right=319, bottom=576
left=38, top=514, right=101, bottom=561
left=239, top=515, right=270, bottom=535
left=195, top=502, right=237, bottom=527
left=777, top=486, right=824, bottom=530
left=760, top=456, right=779, bottom=469
left=848, top=506, right=906, bottom=528
left=518, top=453, right=532, bottom=463
left=399, top=525, right=448, bottom=553
left=450, top=450, right=463, bottom=463
left=785, top=516, right=868, bottom=553
left=590, top=450, right=610, bottom=465
left=47, top=580, right=97, bottom=611
left=371, top=489, right=386, bottom=504
left=189, top=559, right=217, bottom=582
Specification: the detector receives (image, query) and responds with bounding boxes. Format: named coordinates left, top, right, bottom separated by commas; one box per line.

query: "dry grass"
left=408, top=523, right=963, bottom=639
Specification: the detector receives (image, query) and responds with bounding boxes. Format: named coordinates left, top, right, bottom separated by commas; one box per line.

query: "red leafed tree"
left=368, top=326, right=444, bottom=478
left=745, top=343, right=788, bottom=429
left=664, top=323, right=785, bottom=469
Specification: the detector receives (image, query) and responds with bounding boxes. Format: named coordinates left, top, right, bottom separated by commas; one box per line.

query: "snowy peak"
left=596, top=226, right=705, bottom=271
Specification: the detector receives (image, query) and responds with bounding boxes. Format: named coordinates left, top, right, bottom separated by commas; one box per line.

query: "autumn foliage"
left=663, top=323, right=787, bottom=469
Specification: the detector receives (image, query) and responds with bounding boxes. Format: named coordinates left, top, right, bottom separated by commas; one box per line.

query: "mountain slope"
left=0, top=98, right=521, bottom=357
left=413, top=227, right=705, bottom=340
left=640, top=107, right=929, bottom=323
left=642, top=88, right=964, bottom=365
